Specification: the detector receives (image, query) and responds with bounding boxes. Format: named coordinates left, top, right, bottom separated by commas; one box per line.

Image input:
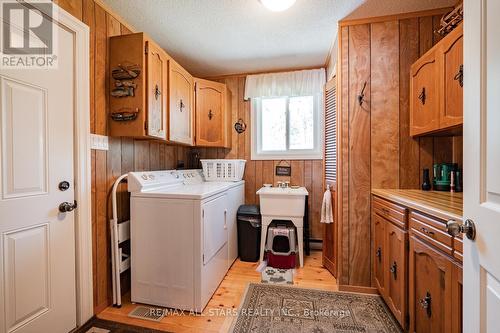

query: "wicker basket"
left=201, top=159, right=246, bottom=182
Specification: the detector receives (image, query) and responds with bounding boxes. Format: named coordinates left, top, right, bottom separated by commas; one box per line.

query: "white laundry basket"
left=201, top=159, right=246, bottom=181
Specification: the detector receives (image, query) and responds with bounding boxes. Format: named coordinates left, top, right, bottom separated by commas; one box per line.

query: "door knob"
left=59, top=201, right=77, bottom=213
left=446, top=219, right=476, bottom=240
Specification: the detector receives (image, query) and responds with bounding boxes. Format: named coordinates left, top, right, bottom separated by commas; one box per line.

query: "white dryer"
left=127, top=169, right=244, bottom=312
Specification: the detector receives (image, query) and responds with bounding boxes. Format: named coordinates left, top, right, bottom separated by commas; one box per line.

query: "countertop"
left=372, top=189, right=463, bottom=222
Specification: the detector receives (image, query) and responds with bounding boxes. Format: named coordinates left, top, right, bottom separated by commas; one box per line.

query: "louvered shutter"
left=325, top=79, right=337, bottom=184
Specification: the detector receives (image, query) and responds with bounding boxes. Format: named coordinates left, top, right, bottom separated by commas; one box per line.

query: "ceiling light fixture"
left=260, top=0, right=296, bottom=12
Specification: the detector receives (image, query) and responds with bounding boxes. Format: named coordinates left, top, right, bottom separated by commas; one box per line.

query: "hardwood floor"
left=97, top=251, right=337, bottom=333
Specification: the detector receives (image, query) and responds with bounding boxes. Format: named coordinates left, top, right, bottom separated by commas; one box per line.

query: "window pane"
left=261, top=98, right=287, bottom=151
left=289, top=96, right=314, bottom=150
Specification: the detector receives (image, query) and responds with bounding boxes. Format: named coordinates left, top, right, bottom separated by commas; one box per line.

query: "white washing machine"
left=127, top=169, right=244, bottom=312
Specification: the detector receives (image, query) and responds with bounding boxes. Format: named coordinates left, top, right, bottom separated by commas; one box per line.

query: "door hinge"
left=144, top=43, right=148, bottom=54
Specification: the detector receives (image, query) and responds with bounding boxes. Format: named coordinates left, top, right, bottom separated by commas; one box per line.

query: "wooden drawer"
left=453, top=234, right=463, bottom=262
left=373, top=196, right=408, bottom=229
left=410, top=211, right=453, bottom=255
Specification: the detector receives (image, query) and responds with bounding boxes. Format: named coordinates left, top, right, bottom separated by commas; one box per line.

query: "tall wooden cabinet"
left=109, top=33, right=167, bottom=139
left=194, top=78, right=231, bottom=148
left=169, top=60, right=194, bottom=145
left=410, top=24, right=463, bottom=136
left=372, top=194, right=463, bottom=333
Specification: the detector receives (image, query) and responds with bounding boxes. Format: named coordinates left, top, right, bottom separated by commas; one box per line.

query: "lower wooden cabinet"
left=373, top=213, right=386, bottom=295
left=385, top=222, right=407, bottom=328
left=409, top=235, right=453, bottom=333
left=372, top=195, right=462, bottom=333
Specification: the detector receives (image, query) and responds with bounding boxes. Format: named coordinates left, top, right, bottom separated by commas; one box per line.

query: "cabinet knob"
left=446, top=219, right=476, bottom=240
left=376, top=247, right=382, bottom=260
left=389, top=261, right=397, bottom=279
left=418, top=87, right=426, bottom=105
left=208, top=109, right=214, bottom=120
left=419, top=291, right=432, bottom=317
left=454, top=64, right=464, bottom=87
left=154, top=84, right=161, bottom=100
left=179, top=99, right=184, bottom=112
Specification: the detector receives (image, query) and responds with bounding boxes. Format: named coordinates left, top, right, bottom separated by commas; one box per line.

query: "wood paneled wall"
left=335, top=9, right=462, bottom=288
left=194, top=75, right=325, bottom=241
left=54, top=0, right=192, bottom=313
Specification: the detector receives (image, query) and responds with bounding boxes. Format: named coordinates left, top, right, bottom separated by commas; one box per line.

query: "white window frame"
left=251, top=93, right=324, bottom=160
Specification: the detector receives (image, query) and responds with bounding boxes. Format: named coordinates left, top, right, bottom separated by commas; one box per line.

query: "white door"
left=463, top=0, right=500, bottom=331
left=0, top=6, right=77, bottom=333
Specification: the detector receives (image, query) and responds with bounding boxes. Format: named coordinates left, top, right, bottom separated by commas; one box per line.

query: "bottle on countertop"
left=422, top=168, right=432, bottom=191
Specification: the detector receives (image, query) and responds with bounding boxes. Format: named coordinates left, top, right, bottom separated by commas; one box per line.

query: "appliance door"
left=202, top=194, right=228, bottom=265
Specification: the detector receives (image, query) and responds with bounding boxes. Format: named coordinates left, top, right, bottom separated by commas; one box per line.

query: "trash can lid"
left=237, top=204, right=260, bottom=216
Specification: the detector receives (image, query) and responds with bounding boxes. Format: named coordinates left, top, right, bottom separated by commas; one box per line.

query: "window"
left=251, top=94, right=323, bottom=160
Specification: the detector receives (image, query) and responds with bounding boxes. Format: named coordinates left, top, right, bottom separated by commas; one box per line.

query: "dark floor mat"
left=75, top=317, right=169, bottom=333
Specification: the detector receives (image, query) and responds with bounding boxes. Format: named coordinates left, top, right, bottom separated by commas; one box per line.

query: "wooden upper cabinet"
left=441, top=25, right=463, bottom=129
left=169, top=60, right=194, bottom=146
left=410, top=24, right=463, bottom=137
left=146, top=41, right=167, bottom=139
left=194, top=78, right=231, bottom=148
left=410, top=49, right=440, bottom=136
left=109, top=33, right=167, bottom=140
left=409, top=236, right=453, bottom=333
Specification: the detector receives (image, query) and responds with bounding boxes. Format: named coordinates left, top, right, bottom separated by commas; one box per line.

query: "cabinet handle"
left=389, top=261, right=397, bottom=279
left=419, top=292, right=432, bottom=318
left=421, top=227, right=435, bottom=236
left=376, top=247, right=382, bottom=260
left=454, top=64, right=464, bottom=87
left=154, top=84, right=161, bottom=100
left=179, top=99, right=184, bottom=112
left=208, top=109, right=214, bottom=120
left=418, top=87, right=426, bottom=105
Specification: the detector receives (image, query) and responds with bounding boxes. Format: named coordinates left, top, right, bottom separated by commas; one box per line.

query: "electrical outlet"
left=90, top=134, right=109, bottom=151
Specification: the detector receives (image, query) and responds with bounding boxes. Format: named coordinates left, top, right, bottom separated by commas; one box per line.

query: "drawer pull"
left=419, top=292, right=432, bottom=317
left=421, top=227, right=435, bottom=236
left=376, top=247, right=382, bottom=260
left=389, top=261, right=397, bottom=279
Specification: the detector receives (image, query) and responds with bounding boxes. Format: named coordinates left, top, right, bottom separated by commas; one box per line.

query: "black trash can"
left=237, top=205, right=261, bottom=262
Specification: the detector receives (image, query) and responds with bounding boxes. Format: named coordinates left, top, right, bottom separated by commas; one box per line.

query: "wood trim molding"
left=338, top=285, right=380, bottom=295
left=339, top=7, right=452, bottom=27
left=46, top=3, right=93, bottom=326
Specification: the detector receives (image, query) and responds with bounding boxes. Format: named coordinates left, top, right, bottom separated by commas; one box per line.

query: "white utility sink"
left=256, top=186, right=308, bottom=217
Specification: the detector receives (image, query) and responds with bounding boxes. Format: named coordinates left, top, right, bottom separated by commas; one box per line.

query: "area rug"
left=230, top=283, right=402, bottom=333
left=76, top=317, right=169, bottom=333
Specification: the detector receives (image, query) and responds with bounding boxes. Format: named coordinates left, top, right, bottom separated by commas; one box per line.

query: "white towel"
left=320, top=184, right=334, bottom=224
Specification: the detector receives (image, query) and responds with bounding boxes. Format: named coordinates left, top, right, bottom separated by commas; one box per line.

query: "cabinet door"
left=440, top=25, right=463, bottom=129
left=169, top=61, right=194, bottom=145
left=409, top=235, right=453, bottom=333
left=451, top=262, right=462, bottom=333
left=195, top=79, right=226, bottom=147
left=410, top=49, right=440, bottom=136
left=385, top=222, right=407, bottom=329
left=146, top=41, right=167, bottom=139
left=373, top=213, right=386, bottom=296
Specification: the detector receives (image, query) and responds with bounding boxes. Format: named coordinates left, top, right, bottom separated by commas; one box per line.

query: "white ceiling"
left=102, top=0, right=456, bottom=77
